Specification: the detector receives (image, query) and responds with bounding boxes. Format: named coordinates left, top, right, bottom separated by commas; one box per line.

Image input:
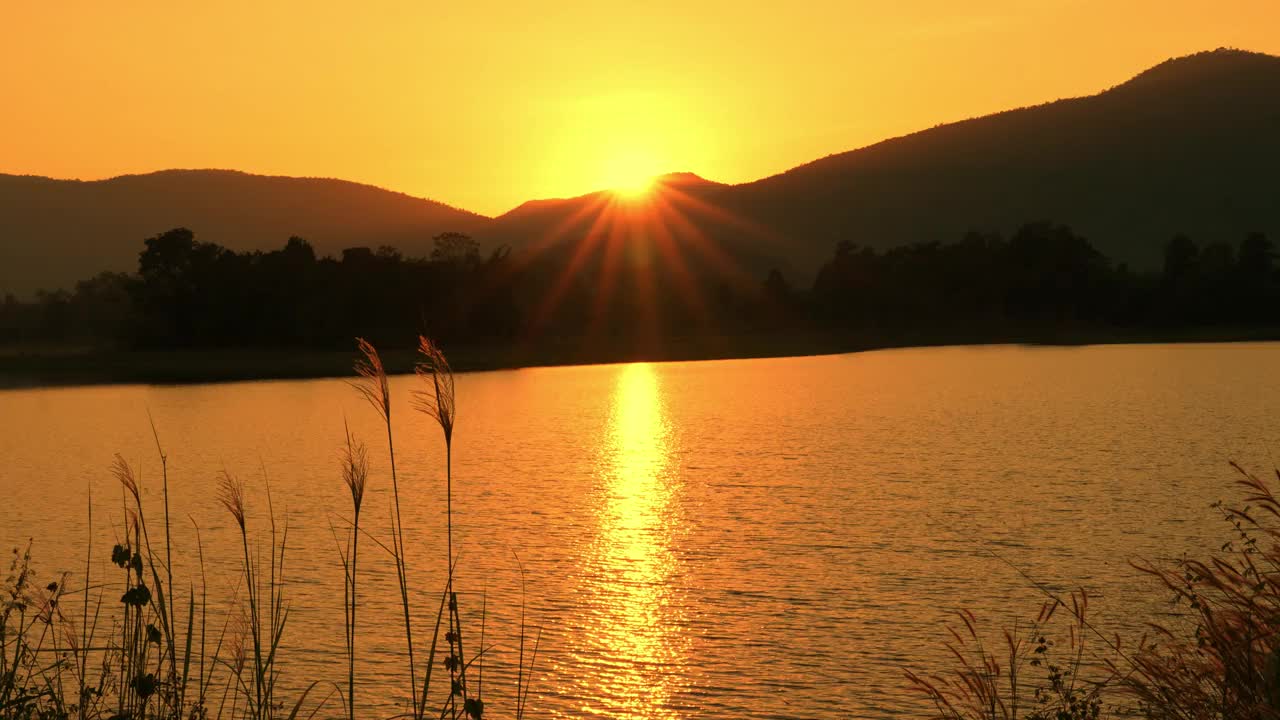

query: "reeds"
left=0, top=441, right=317, bottom=719
left=1116, top=462, right=1280, bottom=719
left=1, top=335, right=537, bottom=720
left=0, top=542, right=69, bottom=717
left=905, top=592, right=1107, bottom=720
left=414, top=334, right=455, bottom=598
left=113, top=447, right=199, bottom=719
left=347, top=335, right=536, bottom=720
left=218, top=468, right=284, bottom=720
left=909, top=461, right=1280, bottom=720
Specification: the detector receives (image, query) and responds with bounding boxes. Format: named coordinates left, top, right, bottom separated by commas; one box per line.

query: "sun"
left=600, top=147, right=660, bottom=199
left=611, top=173, right=655, bottom=199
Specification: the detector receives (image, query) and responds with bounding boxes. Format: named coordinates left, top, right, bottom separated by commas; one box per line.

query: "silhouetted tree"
left=1236, top=232, right=1276, bottom=321
left=282, top=236, right=316, bottom=264
left=69, top=272, right=135, bottom=342
left=12, top=219, right=1280, bottom=357
left=431, top=232, right=481, bottom=267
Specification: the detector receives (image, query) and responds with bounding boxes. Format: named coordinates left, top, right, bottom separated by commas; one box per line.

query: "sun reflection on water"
left=580, top=362, right=687, bottom=717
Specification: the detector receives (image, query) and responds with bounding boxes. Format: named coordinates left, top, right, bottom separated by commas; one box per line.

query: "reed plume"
left=414, top=335, right=456, bottom=444
left=217, top=470, right=247, bottom=532
left=340, top=424, right=369, bottom=514
left=352, top=337, right=391, bottom=422
left=414, top=335, right=457, bottom=582
left=111, top=454, right=140, bottom=505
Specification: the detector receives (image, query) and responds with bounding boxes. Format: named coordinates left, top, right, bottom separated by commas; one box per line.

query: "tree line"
left=0, top=228, right=518, bottom=349
left=806, top=222, right=1278, bottom=335
left=1, top=222, right=1277, bottom=351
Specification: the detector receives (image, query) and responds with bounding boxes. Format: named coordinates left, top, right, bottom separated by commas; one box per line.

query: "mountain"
left=3, top=49, right=1278, bottom=298
left=483, top=172, right=767, bottom=298
left=0, top=170, right=487, bottom=295
left=484, top=48, right=1280, bottom=285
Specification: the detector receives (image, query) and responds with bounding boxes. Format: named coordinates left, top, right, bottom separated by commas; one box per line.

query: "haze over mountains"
left=3, top=48, right=1278, bottom=297
left=0, top=171, right=487, bottom=296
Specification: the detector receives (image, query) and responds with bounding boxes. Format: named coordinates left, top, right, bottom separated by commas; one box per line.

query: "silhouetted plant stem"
left=337, top=424, right=367, bottom=720
left=191, top=517, right=209, bottom=714
left=352, top=338, right=419, bottom=715
left=217, top=471, right=265, bottom=720
left=346, top=507, right=359, bottom=720
left=447, top=439, right=453, bottom=591
left=412, top=335, right=466, bottom=718
left=78, top=489, right=92, bottom=720
left=147, top=414, right=179, bottom=700
left=388, top=429, right=419, bottom=715
left=387, top=387, right=427, bottom=718
left=244, top=522, right=263, bottom=719
left=112, top=453, right=179, bottom=716
left=417, top=583, right=448, bottom=719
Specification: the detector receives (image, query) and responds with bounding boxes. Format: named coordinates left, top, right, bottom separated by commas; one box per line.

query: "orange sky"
left=3, top=1, right=1279, bottom=216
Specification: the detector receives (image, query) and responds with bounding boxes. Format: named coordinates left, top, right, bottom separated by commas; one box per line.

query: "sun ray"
left=647, top=187, right=760, bottom=290
left=527, top=195, right=622, bottom=332
left=521, top=192, right=615, bottom=257
left=587, top=200, right=630, bottom=335
left=519, top=165, right=798, bottom=347
left=644, top=199, right=713, bottom=327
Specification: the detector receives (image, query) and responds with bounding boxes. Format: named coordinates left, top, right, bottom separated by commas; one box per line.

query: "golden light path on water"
left=577, top=362, right=688, bottom=717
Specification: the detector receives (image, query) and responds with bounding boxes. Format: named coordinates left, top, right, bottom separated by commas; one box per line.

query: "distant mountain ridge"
left=0, top=169, right=487, bottom=295
left=3, top=48, right=1279, bottom=296
left=485, top=48, right=1280, bottom=284
left=721, top=45, right=1280, bottom=271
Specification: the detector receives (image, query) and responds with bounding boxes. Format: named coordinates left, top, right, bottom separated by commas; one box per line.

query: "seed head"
left=217, top=470, right=246, bottom=531
left=340, top=424, right=368, bottom=514
left=351, top=338, right=391, bottom=422
left=413, top=335, right=456, bottom=444
left=112, top=454, right=140, bottom=505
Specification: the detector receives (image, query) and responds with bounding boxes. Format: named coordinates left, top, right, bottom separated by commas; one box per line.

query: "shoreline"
left=4, top=326, right=1280, bottom=389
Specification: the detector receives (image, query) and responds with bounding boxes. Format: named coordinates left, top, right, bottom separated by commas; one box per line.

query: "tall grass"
left=1117, top=462, right=1280, bottom=719
left=905, top=592, right=1108, bottom=720
left=216, top=468, right=300, bottom=720
left=909, top=461, right=1280, bottom=720
left=412, top=336, right=471, bottom=719
left=0, top=335, right=536, bottom=719
left=348, top=336, right=537, bottom=720
left=351, top=338, right=420, bottom=715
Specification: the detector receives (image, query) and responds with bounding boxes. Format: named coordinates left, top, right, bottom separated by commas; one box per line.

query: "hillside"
left=0, top=170, right=487, bottom=295
left=3, top=49, right=1278, bottom=297
left=484, top=48, right=1280, bottom=283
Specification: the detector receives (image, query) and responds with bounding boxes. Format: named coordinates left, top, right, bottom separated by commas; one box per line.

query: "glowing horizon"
left=3, top=2, right=1280, bottom=215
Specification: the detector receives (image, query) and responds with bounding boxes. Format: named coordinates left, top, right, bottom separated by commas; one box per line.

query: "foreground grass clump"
left=0, top=336, right=536, bottom=720
left=909, top=462, right=1280, bottom=720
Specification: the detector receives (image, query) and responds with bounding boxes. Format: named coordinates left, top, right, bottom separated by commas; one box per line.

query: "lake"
left=3, top=343, right=1278, bottom=718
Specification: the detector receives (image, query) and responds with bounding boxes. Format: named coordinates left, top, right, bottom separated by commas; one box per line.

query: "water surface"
left=3, top=343, right=1278, bottom=717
